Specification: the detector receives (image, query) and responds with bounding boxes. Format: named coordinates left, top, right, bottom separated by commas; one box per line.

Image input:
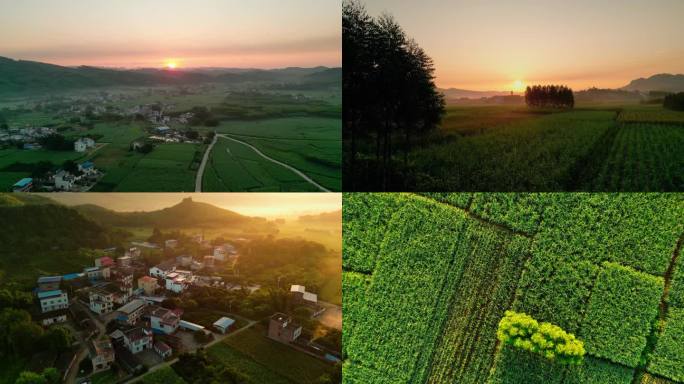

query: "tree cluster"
left=497, top=310, right=585, bottom=365
left=525, top=85, right=575, bottom=109
left=663, top=92, right=684, bottom=111
left=343, top=0, right=445, bottom=190
left=0, top=308, right=72, bottom=358
left=14, top=368, right=59, bottom=384
left=173, top=350, right=249, bottom=384
left=37, top=134, right=75, bottom=151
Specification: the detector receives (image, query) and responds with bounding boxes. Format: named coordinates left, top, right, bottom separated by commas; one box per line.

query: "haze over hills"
left=73, top=197, right=275, bottom=230
left=439, top=88, right=515, bottom=100
left=0, top=56, right=341, bottom=96
left=441, top=73, right=684, bottom=101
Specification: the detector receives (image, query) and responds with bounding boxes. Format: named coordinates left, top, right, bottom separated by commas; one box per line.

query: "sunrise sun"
left=511, top=80, right=525, bottom=92
left=164, top=60, right=178, bottom=70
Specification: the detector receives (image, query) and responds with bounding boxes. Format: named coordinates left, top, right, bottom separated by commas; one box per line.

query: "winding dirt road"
left=216, top=134, right=331, bottom=192
left=194, top=134, right=218, bottom=192
left=196, top=132, right=331, bottom=192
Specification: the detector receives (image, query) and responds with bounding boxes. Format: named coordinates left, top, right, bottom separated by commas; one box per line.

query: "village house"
left=137, top=276, right=159, bottom=296
left=74, top=137, right=95, bottom=152
left=123, top=327, right=153, bottom=354
left=94, top=256, right=114, bottom=268
left=149, top=306, right=180, bottom=334
left=176, top=255, right=193, bottom=267
left=125, top=246, right=142, bottom=259
left=54, top=170, right=77, bottom=191
left=290, top=284, right=318, bottom=306
left=89, top=286, right=116, bottom=315
left=165, top=270, right=193, bottom=293
left=116, top=299, right=147, bottom=325
left=111, top=268, right=134, bottom=296
left=89, top=337, right=115, bottom=372
left=117, top=255, right=132, bottom=267
left=12, top=178, right=33, bottom=192
left=37, top=276, right=62, bottom=292
left=78, top=161, right=96, bottom=175
left=84, top=266, right=111, bottom=281
left=36, top=308, right=68, bottom=326
left=38, top=290, right=69, bottom=313
left=268, top=313, right=302, bottom=343
left=203, top=256, right=215, bottom=268
left=213, top=316, right=235, bottom=334
left=154, top=340, right=172, bottom=359
left=149, top=260, right=176, bottom=278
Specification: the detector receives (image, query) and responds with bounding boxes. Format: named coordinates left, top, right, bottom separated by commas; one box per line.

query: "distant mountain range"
left=0, top=56, right=341, bottom=96
left=619, top=73, right=684, bottom=92
left=441, top=73, right=684, bottom=100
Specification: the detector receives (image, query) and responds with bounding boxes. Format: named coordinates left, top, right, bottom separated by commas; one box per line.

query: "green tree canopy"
left=497, top=310, right=585, bottom=365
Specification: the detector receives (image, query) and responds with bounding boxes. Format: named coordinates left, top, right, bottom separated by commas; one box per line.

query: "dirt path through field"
left=194, top=134, right=218, bottom=192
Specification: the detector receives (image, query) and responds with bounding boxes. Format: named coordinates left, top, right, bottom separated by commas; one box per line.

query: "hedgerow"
left=496, top=311, right=585, bottom=365
left=514, top=257, right=598, bottom=334
left=416, top=192, right=471, bottom=209
left=534, top=194, right=684, bottom=275
left=637, top=372, right=678, bottom=384
left=648, top=308, right=684, bottom=381
left=426, top=229, right=529, bottom=384
left=580, top=262, right=663, bottom=367
left=342, top=193, right=404, bottom=272
left=665, top=249, right=684, bottom=309
left=470, top=193, right=547, bottom=234
left=563, top=356, right=634, bottom=384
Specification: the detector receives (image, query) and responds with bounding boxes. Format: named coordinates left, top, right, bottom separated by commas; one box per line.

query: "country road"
left=194, top=134, right=218, bottom=192
left=124, top=319, right=257, bottom=384
left=216, top=134, right=331, bottom=192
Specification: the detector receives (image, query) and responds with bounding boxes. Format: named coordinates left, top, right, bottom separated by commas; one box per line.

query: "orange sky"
left=364, top=0, right=684, bottom=91
left=40, top=193, right=341, bottom=219
left=0, top=0, right=341, bottom=69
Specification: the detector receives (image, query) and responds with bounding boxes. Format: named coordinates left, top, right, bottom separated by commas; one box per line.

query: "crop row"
left=409, top=110, right=615, bottom=191
left=427, top=226, right=529, bottom=384
left=342, top=271, right=369, bottom=359
left=587, top=124, right=684, bottom=191
left=344, top=196, right=471, bottom=382
left=489, top=349, right=634, bottom=384
left=342, top=193, right=405, bottom=273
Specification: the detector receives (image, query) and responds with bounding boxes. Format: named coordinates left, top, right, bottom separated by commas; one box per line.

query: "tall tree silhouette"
left=343, top=0, right=444, bottom=191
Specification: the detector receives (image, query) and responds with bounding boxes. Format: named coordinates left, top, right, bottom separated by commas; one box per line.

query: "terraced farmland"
left=343, top=193, right=684, bottom=384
